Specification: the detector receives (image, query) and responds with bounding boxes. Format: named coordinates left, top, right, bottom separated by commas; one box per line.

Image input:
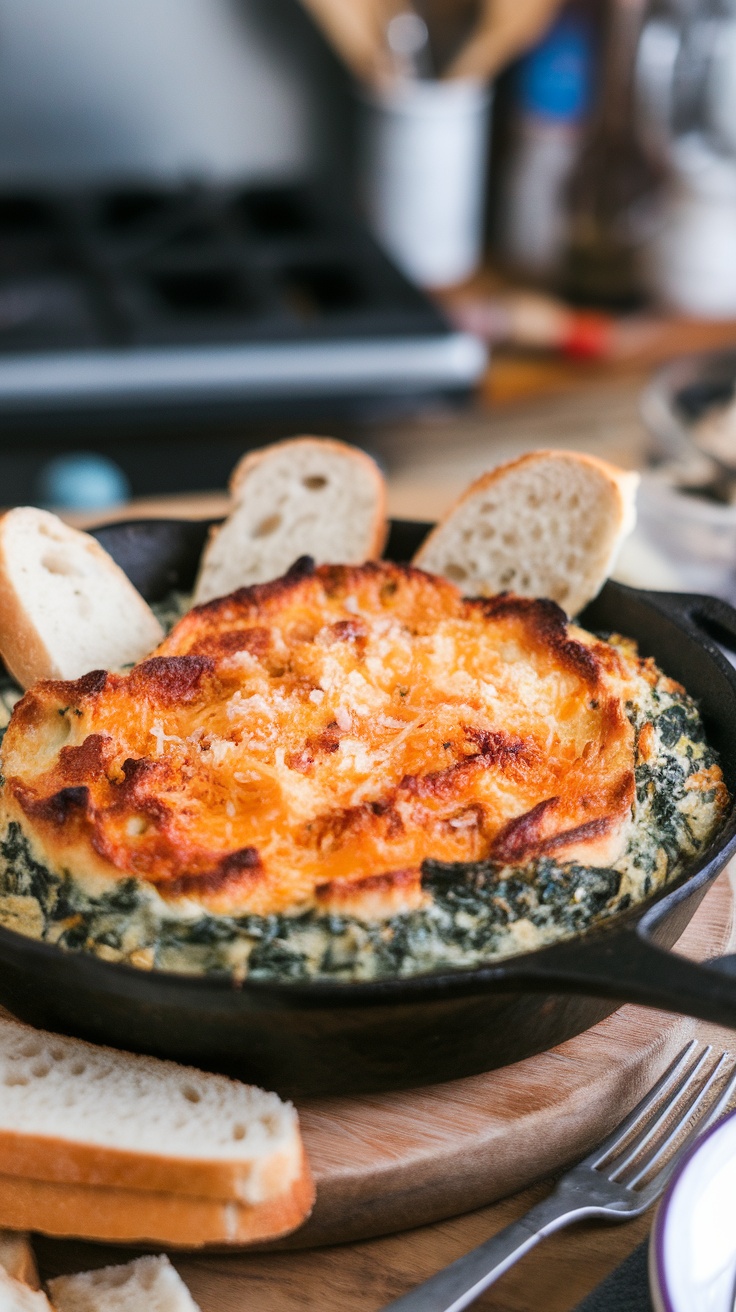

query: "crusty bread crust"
left=0, top=531, right=52, bottom=691
left=193, top=436, right=387, bottom=604
left=0, top=1234, right=39, bottom=1290
left=229, top=436, right=388, bottom=559
left=0, top=509, right=163, bottom=689
left=419, top=449, right=636, bottom=533
left=413, top=449, right=638, bottom=617
left=0, top=1129, right=300, bottom=1204
left=0, top=1151, right=315, bottom=1247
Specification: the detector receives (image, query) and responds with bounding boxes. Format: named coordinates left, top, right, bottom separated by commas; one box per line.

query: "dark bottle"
left=562, top=0, right=661, bottom=308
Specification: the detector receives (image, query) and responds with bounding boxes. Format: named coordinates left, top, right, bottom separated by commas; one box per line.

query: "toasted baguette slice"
left=0, top=1019, right=311, bottom=1209
left=193, top=436, right=387, bottom=603
left=0, top=1237, right=38, bottom=1291
left=0, top=1167, right=313, bottom=1247
left=0, top=508, right=163, bottom=689
left=0, top=1269, right=51, bottom=1312
left=49, top=1256, right=199, bottom=1312
left=414, top=450, right=639, bottom=617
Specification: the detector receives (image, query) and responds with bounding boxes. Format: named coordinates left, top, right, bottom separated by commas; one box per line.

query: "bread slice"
left=0, top=1269, right=51, bottom=1312
left=0, top=1237, right=38, bottom=1291
left=193, top=436, right=387, bottom=604
left=0, top=1019, right=312, bottom=1211
left=0, top=508, right=164, bottom=689
left=0, top=1168, right=313, bottom=1247
left=413, top=450, right=639, bottom=617
left=49, top=1255, right=199, bottom=1312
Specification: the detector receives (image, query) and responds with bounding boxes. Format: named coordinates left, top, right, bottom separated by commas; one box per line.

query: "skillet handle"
left=505, top=927, right=736, bottom=1030
left=646, top=590, right=736, bottom=655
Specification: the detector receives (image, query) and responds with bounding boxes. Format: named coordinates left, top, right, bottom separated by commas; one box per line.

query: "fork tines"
left=588, top=1039, right=736, bottom=1200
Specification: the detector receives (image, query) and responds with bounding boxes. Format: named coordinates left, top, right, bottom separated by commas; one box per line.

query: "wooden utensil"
left=446, top=0, right=564, bottom=81
left=298, top=0, right=565, bottom=85
left=297, top=0, right=393, bottom=84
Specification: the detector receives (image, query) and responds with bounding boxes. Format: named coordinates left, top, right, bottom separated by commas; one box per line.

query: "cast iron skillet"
left=1, top=517, right=736, bottom=1098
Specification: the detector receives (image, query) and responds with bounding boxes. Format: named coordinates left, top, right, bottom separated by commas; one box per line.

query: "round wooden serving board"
left=282, top=870, right=736, bottom=1248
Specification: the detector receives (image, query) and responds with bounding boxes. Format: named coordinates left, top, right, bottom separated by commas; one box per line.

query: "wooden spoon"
left=297, top=0, right=395, bottom=84
left=445, top=0, right=564, bottom=80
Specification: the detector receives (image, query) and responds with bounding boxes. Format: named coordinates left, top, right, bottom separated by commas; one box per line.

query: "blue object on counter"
left=35, top=453, right=131, bottom=511
left=516, top=10, right=594, bottom=124
left=499, top=7, right=596, bottom=277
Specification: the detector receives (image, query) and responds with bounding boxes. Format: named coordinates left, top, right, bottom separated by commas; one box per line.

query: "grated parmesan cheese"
left=335, top=706, right=352, bottom=731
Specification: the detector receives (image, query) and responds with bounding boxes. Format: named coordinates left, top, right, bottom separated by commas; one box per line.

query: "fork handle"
left=379, top=1190, right=601, bottom=1312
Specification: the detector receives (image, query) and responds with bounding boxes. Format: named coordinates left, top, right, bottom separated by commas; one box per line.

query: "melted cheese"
left=0, top=561, right=662, bottom=920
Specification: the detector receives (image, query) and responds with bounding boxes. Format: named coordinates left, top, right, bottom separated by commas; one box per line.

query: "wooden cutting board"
left=286, top=870, right=735, bottom=1248
left=36, top=869, right=735, bottom=1307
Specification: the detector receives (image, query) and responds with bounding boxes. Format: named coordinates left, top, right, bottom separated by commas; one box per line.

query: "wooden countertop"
left=38, top=1177, right=655, bottom=1311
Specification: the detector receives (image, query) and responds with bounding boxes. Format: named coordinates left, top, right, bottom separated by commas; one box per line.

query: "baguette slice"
left=0, top=1168, right=313, bottom=1247
left=0, top=508, right=163, bottom=689
left=0, top=1238, right=38, bottom=1291
left=0, top=1270, right=51, bottom=1312
left=414, top=450, right=639, bottom=617
left=0, top=1019, right=312, bottom=1210
left=49, top=1256, right=199, bottom=1312
left=193, top=436, right=387, bottom=604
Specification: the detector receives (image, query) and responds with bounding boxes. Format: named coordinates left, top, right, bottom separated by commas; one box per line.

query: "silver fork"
left=380, top=1040, right=736, bottom=1312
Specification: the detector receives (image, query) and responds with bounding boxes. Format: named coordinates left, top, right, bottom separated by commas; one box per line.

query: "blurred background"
left=2, top=0, right=736, bottom=597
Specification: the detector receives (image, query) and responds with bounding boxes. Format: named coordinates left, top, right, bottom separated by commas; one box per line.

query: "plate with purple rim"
left=650, top=1106, right=736, bottom=1312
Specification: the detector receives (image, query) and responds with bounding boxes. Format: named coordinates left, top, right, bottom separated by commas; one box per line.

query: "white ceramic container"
left=362, top=78, right=492, bottom=288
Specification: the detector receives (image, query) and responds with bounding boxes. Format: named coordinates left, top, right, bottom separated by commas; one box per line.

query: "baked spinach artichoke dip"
left=0, top=560, right=727, bottom=981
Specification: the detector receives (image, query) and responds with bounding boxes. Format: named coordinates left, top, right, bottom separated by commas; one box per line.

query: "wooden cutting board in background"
left=36, top=869, right=735, bottom=1312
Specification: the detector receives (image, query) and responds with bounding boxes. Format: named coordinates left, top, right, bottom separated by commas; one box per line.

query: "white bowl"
left=650, top=1108, right=736, bottom=1312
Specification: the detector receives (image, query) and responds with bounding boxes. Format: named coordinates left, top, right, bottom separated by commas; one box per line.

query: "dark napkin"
left=573, top=1240, right=653, bottom=1312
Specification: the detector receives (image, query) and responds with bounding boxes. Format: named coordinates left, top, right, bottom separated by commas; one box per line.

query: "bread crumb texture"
left=415, top=450, right=638, bottom=617
left=0, top=1267, right=51, bottom=1311
left=194, top=436, right=386, bottom=603
left=0, top=1017, right=300, bottom=1205
left=49, top=1255, right=200, bottom=1312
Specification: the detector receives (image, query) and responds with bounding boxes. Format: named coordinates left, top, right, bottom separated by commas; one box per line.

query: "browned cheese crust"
left=0, top=559, right=681, bottom=921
